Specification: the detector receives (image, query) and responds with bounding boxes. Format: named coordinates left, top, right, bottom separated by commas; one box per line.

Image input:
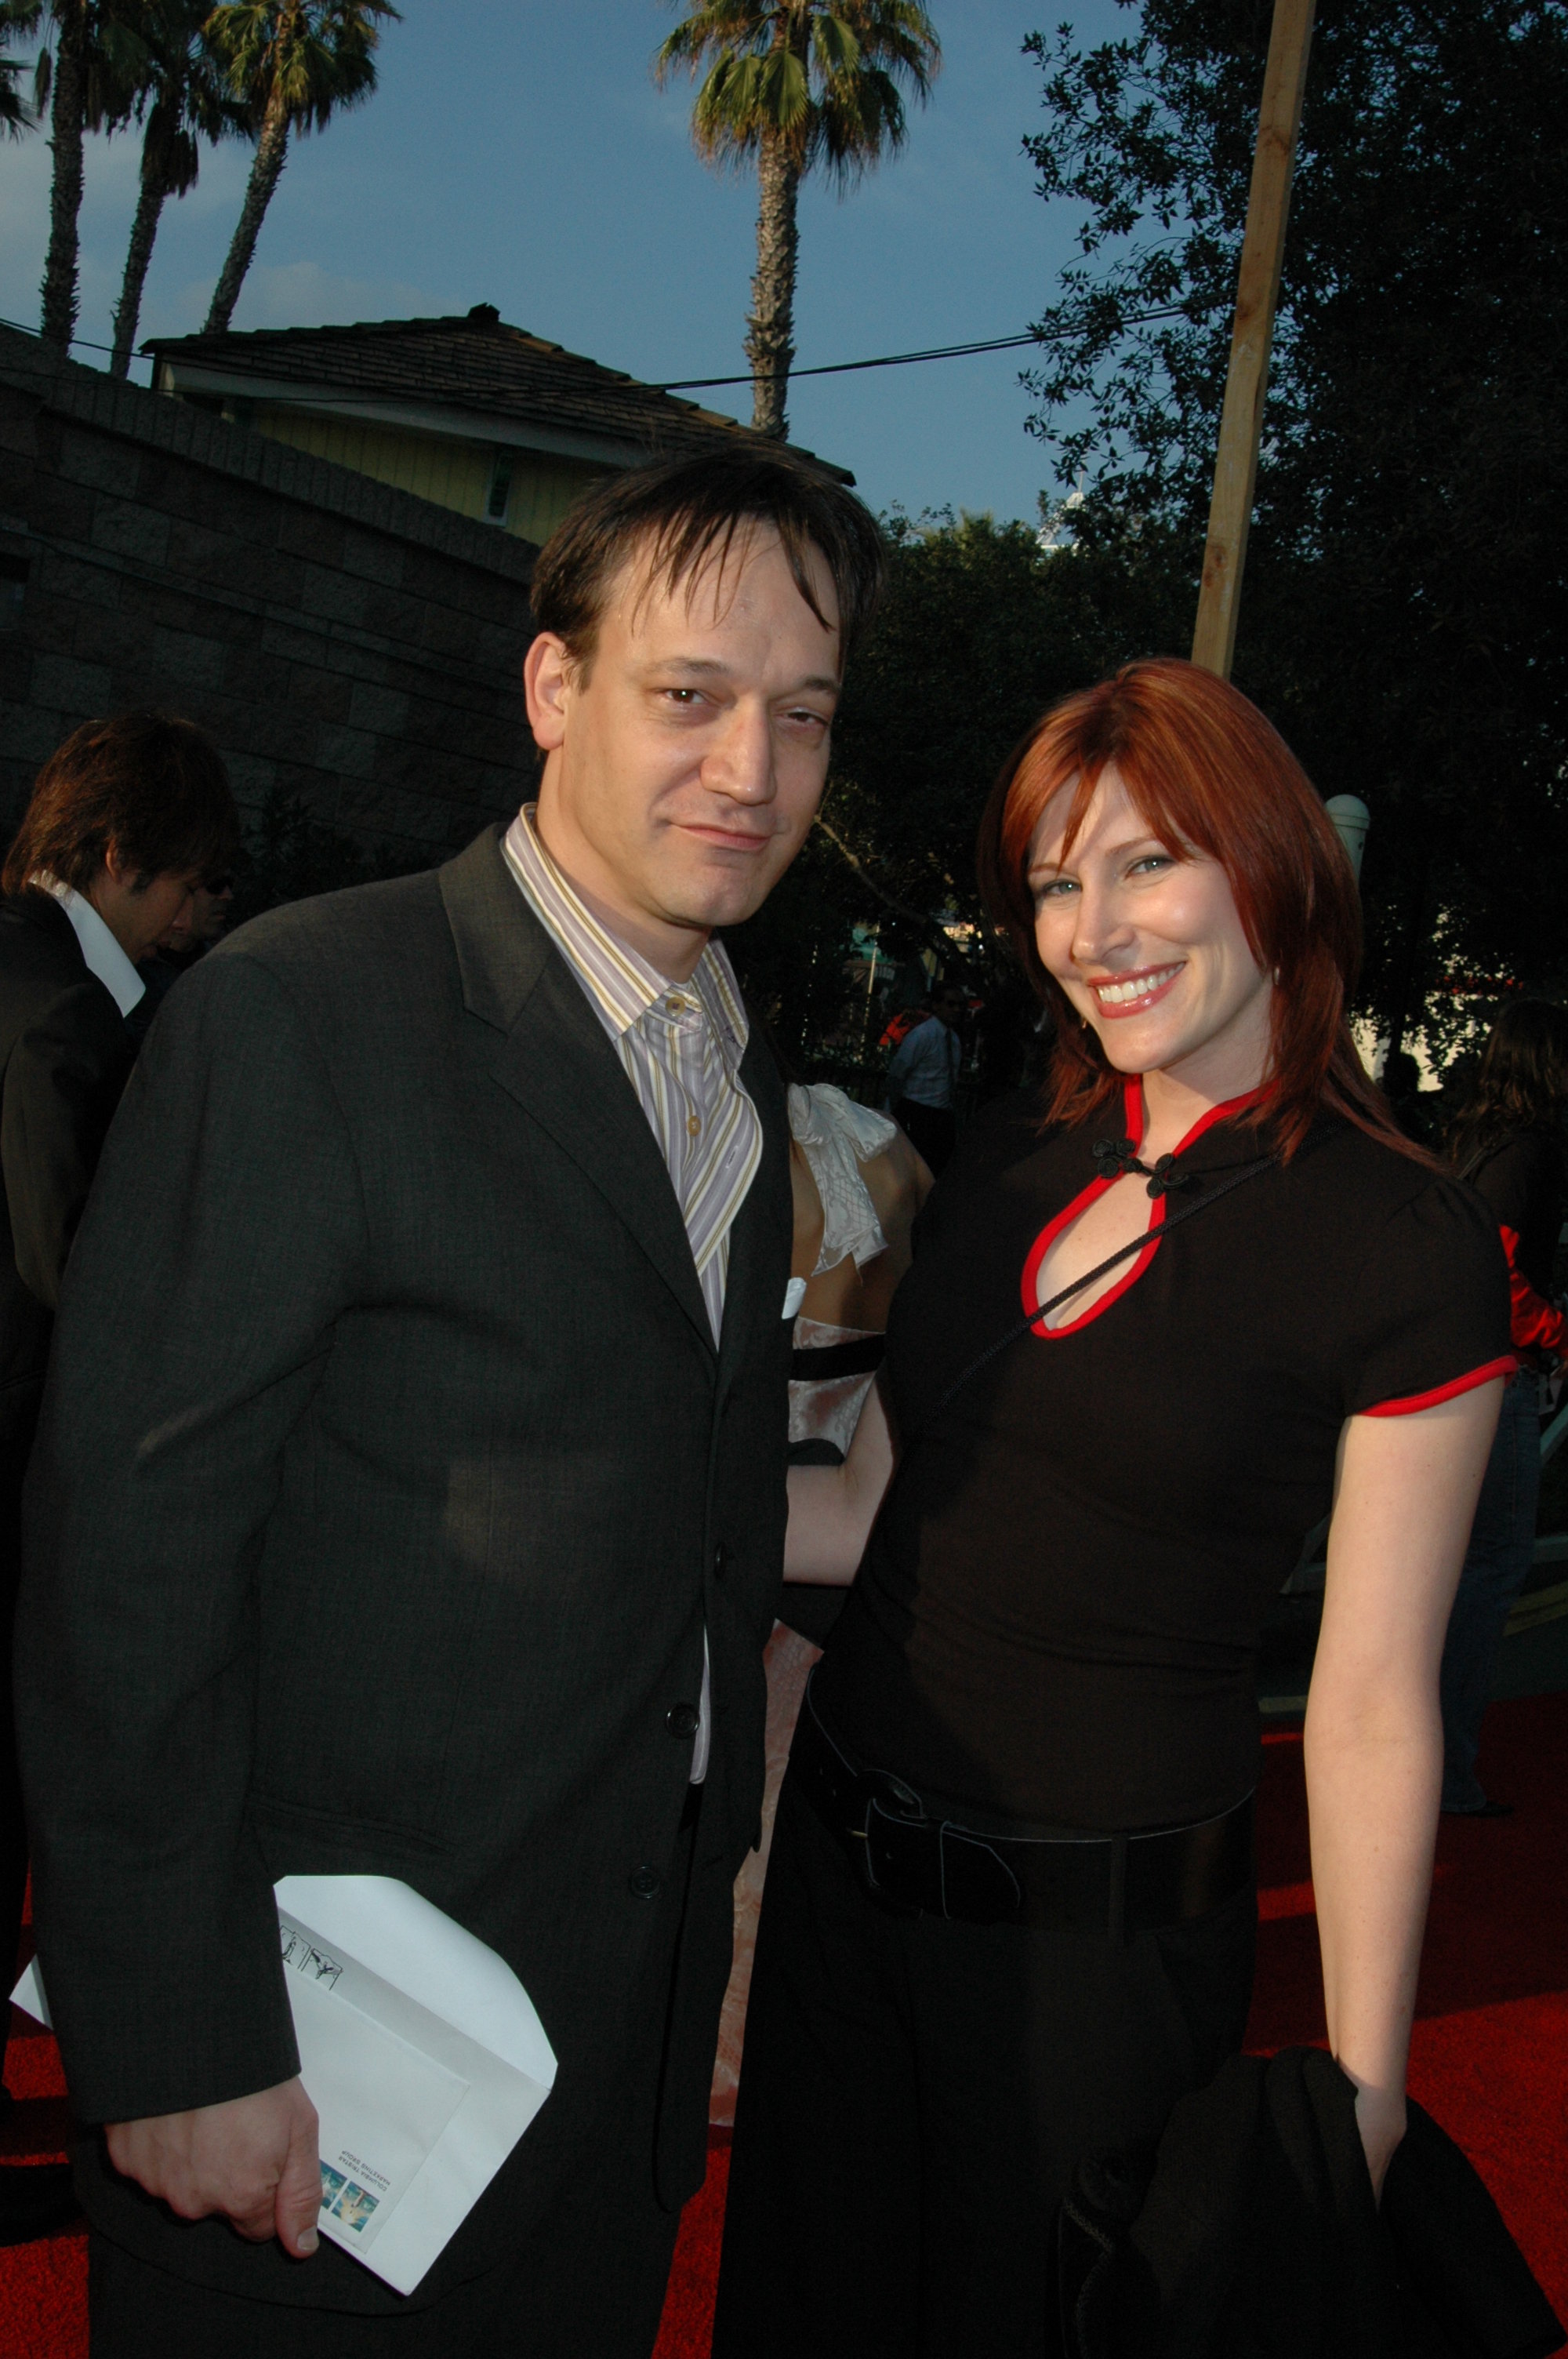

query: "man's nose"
left=702, top=703, right=775, bottom=804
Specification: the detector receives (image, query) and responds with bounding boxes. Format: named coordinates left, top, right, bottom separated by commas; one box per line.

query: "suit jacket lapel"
left=440, top=827, right=714, bottom=1354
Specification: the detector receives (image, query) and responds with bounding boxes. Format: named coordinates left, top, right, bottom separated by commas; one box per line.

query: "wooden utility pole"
left=1191, top=0, right=1316, bottom=678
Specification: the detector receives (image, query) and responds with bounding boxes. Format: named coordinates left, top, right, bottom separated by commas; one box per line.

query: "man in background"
left=129, top=867, right=235, bottom=1045
left=0, top=713, right=238, bottom=2238
left=886, top=980, right=967, bottom=1174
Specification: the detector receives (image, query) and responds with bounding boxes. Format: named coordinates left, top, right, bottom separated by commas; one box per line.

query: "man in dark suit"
left=0, top=712, right=238, bottom=2241
left=16, top=449, right=884, bottom=2352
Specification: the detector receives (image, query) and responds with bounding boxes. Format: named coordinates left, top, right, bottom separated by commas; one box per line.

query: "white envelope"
left=13, top=1875, right=557, bottom=2297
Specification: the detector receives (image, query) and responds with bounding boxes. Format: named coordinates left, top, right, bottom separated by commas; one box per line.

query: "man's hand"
left=105, top=2077, right=321, bottom=2256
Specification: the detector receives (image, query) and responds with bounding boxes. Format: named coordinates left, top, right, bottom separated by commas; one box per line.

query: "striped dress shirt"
left=502, top=805, right=765, bottom=1783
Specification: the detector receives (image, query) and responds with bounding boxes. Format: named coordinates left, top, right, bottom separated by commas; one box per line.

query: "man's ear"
left=101, top=841, right=132, bottom=889
left=524, top=633, right=574, bottom=753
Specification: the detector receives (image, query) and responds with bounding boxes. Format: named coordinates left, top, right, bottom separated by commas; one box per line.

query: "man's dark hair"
left=3, top=712, right=241, bottom=900
left=529, top=442, right=887, bottom=672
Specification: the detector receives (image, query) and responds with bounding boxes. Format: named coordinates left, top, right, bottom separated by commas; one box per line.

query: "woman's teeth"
left=1094, top=966, right=1181, bottom=1006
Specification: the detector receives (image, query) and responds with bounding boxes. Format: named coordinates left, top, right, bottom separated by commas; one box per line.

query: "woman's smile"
left=1088, top=961, right=1185, bottom=1016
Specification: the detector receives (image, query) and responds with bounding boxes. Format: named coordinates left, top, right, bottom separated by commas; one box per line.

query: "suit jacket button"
left=666, top=1703, right=699, bottom=1739
left=713, top=1542, right=730, bottom=1578
left=629, top=1865, right=662, bottom=1901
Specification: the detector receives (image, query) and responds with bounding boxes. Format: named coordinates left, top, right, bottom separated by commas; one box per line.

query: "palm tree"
left=655, top=2, right=940, bottom=440
left=36, top=0, right=151, bottom=351
left=109, top=0, right=238, bottom=376
left=202, top=0, right=397, bottom=337
left=1, top=0, right=42, bottom=136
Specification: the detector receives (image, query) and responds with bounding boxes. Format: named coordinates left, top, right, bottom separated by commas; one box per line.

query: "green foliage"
left=227, top=786, right=417, bottom=929
left=0, top=0, right=41, bottom=133
left=728, top=508, right=1190, bottom=1073
left=655, top=0, right=940, bottom=184
left=204, top=0, right=395, bottom=135
left=1022, top=0, right=1568, bottom=1062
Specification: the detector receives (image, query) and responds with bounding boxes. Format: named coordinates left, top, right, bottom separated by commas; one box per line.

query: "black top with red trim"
left=812, top=1081, right=1511, bottom=1834
left=1463, top=1126, right=1567, bottom=1360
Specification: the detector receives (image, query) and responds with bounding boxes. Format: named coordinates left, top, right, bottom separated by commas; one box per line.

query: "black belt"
left=789, top=1334, right=885, bottom=1382
left=793, top=1677, right=1254, bottom=1941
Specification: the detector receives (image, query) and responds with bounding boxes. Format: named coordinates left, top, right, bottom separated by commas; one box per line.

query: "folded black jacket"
left=1057, top=2045, right=1563, bottom=2359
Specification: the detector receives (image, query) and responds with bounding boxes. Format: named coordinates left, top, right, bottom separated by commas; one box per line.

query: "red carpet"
left=3, top=1693, right=1565, bottom=2357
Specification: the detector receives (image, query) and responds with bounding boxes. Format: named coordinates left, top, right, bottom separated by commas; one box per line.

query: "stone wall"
left=0, top=325, right=539, bottom=863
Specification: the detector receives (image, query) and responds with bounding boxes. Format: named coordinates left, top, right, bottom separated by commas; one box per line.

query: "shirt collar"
left=502, top=806, right=749, bottom=1064
left=32, top=875, right=145, bottom=1017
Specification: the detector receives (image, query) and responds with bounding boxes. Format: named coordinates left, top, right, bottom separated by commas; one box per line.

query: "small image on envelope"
left=332, top=2183, right=380, bottom=2233
left=318, top=2164, right=346, bottom=2211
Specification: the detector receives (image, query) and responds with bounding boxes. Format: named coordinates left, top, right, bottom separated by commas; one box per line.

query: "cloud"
left=147, top=257, right=443, bottom=341
left=222, top=257, right=444, bottom=331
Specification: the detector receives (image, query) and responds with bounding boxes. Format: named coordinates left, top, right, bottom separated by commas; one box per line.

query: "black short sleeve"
left=1338, top=1176, right=1511, bottom=1417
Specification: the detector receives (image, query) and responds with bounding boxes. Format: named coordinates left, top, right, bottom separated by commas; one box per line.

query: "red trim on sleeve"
left=1498, top=1223, right=1568, bottom=1357
left=1360, top=1355, right=1516, bottom=1418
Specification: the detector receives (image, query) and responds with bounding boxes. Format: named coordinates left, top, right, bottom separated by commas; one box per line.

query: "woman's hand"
left=1306, top=1379, right=1501, bottom=2214
left=785, top=1379, right=895, bottom=1585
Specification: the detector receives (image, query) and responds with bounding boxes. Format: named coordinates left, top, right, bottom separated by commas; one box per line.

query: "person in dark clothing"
left=15, top=450, right=886, bottom=2356
left=1381, top=1048, right=1439, bottom=1148
left=713, top=660, right=1508, bottom=2358
left=0, top=712, right=238, bottom=2241
left=885, top=983, right=966, bottom=1172
left=127, top=869, right=235, bottom=1047
left=1439, top=998, right=1568, bottom=1816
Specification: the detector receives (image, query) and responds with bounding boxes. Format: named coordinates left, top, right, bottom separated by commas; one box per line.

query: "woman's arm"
left=785, top=1378, right=895, bottom=1585
left=1306, top=1378, right=1502, bottom=2197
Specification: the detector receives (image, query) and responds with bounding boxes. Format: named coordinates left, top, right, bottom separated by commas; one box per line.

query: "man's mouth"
left=1088, top=962, right=1184, bottom=1017
left=677, top=822, right=775, bottom=855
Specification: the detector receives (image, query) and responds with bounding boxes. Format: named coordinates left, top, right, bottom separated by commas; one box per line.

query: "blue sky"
left=0, top=0, right=1131, bottom=523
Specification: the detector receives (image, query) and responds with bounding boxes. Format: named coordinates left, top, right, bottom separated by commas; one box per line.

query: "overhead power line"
left=2, top=301, right=1198, bottom=392
left=655, top=306, right=1192, bottom=391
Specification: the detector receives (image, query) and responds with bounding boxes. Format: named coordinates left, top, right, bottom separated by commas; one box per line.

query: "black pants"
left=892, top=1098, right=957, bottom=1177
left=713, top=1766, right=1256, bottom=2359
left=0, top=1419, right=35, bottom=2080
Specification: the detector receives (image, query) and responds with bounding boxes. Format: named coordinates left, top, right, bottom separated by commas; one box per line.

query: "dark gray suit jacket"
left=15, top=825, right=793, bottom=2312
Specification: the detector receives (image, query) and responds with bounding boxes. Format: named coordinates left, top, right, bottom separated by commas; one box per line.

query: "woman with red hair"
left=713, top=659, right=1511, bottom=2357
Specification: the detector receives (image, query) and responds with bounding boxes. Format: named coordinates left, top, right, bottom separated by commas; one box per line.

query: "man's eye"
left=664, top=689, right=703, bottom=706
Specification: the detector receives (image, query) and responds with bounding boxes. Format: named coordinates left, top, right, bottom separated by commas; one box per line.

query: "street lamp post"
left=1324, top=793, right=1370, bottom=882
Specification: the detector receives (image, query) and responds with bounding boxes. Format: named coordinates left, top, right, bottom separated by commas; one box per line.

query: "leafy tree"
left=110, top=0, right=240, bottom=377
left=655, top=2, right=940, bottom=438
left=728, top=508, right=1189, bottom=1078
left=1021, top=0, right=1568, bottom=1064
left=202, top=0, right=397, bottom=336
left=35, top=0, right=151, bottom=351
left=1, top=0, right=40, bottom=134
left=225, top=783, right=419, bottom=928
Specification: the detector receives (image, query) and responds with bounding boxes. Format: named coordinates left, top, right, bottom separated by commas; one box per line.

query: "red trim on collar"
left=1120, top=1075, right=1269, bottom=1155
left=1020, top=1174, right=1165, bottom=1340
left=1360, top=1355, right=1515, bottom=1417
left=1020, top=1080, right=1271, bottom=1343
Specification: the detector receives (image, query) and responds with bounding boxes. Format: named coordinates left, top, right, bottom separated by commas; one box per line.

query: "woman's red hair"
left=975, top=657, right=1421, bottom=1163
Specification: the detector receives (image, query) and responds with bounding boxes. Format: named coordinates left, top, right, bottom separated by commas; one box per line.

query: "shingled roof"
left=143, top=304, right=853, bottom=482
